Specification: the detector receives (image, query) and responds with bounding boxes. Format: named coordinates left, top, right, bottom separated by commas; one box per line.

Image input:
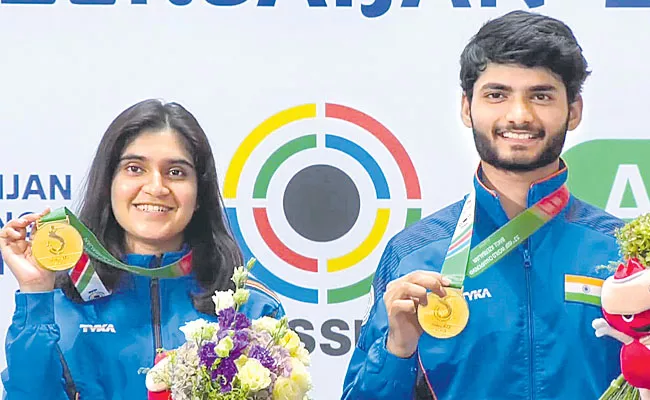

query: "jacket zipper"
left=150, top=276, right=162, bottom=358
left=57, top=344, right=79, bottom=400
left=523, top=243, right=534, bottom=400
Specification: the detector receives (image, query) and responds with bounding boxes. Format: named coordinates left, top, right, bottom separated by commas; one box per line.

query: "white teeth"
left=501, top=132, right=537, bottom=140
left=136, top=205, right=170, bottom=212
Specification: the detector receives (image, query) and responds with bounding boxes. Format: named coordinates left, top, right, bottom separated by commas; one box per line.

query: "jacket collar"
left=122, top=243, right=191, bottom=269
left=473, top=159, right=569, bottom=225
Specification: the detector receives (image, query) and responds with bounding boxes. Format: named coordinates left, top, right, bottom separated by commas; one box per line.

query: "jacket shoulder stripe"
left=245, top=279, right=282, bottom=304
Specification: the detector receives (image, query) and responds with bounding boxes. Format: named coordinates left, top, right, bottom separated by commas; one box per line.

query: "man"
left=341, top=10, right=641, bottom=400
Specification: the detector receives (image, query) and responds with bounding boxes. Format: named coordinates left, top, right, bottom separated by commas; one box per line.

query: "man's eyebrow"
left=479, top=83, right=512, bottom=91
left=529, top=84, right=558, bottom=92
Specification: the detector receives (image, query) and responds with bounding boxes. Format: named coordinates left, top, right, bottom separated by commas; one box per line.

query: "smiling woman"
left=111, top=130, right=199, bottom=256
left=0, top=99, right=285, bottom=400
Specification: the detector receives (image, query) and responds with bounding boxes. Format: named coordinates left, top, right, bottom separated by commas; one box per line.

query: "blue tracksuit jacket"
left=2, top=246, right=284, bottom=399
left=342, top=165, right=624, bottom=400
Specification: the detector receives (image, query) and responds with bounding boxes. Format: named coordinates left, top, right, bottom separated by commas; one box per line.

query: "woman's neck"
left=124, top=235, right=184, bottom=255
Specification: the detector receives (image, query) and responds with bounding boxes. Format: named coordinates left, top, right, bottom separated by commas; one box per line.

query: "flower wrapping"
left=145, top=259, right=312, bottom=400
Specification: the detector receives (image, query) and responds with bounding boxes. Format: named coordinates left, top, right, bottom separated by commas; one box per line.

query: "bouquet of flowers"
left=593, top=213, right=650, bottom=400
left=144, top=259, right=312, bottom=400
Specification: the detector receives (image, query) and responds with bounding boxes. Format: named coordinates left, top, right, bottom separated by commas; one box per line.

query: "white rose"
left=252, top=316, right=280, bottom=333
left=237, top=358, right=272, bottom=392
left=272, top=359, right=311, bottom=400
left=212, top=290, right=235, bottom=313
left=179, top=318, right=211, bottom=342
left=296, top=345, right=311, bottom=366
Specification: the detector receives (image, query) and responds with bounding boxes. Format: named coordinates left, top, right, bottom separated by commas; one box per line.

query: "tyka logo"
left=223, top=103, right=422, bottom=304
left=79, top=323, right=117, bottom=333
left=464, top=288, right=492, bottom=301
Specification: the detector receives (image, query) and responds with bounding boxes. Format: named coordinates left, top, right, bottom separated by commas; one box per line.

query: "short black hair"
left=460, top=10, right=590, bottom=103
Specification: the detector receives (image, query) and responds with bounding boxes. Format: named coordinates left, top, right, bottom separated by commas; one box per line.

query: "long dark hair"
left=56, top=99, right=241, bottom=314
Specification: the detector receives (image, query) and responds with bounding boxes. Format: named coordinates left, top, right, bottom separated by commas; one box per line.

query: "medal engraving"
left=32, top=222, right=83, bottom=271
left=418, top=288, right=469, bottom=339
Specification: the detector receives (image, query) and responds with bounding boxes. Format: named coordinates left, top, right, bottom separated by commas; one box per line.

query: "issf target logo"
left=223, top=103, right=421, bottom=304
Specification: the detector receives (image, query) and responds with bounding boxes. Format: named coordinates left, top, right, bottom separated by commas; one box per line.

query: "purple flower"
left=279, top=358, right=293, bottom=378
left=217, top=329, right=230, bottom=341
left=230, top=330, right=249, bottom=359
left=248, top=329, right=273, bottom=348
left=199, top=342, right=217, bottom=368
left=218, top=307, right=236, bottom=330
left=212, top=357, right=237, bottom=393
left=248, top=345, right=276, bottom=370
left=234, top=313, right=251, bottom=330
left=271, top=346, right=293, bottom=377
left=220, top=381, right=232, bottom=393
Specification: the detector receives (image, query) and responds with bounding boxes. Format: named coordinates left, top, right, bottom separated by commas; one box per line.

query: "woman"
left=0, top=99, right=284, bottom=399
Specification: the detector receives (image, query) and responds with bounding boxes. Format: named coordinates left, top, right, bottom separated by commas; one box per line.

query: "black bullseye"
left=283, top=164, right=360, bottom=242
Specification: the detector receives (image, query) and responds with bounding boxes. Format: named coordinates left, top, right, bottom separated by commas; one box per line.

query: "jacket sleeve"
left=341, top=242, right=419, bottom=399
left=2, top=291, right=70, bottom=400
left=243, top=279, right=286, bottom=320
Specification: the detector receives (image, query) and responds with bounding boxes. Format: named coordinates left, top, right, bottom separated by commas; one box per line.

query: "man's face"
left=461, top=63, right=583, bottom=172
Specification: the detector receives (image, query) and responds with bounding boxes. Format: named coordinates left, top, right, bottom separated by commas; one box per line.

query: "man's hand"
left=384, top=271, right=450, bottom=358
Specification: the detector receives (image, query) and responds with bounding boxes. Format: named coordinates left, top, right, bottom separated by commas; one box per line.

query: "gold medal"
left=417, top=288, right=469, bottom=339
left=31, top=220, right=84, bottom=271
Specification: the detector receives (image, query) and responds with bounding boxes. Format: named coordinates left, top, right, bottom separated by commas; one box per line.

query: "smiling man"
left=341, top=10, right=637, bottom=400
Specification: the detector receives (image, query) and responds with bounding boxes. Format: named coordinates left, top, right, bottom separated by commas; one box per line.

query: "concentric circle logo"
left=223, top=103, right=421, bottom=304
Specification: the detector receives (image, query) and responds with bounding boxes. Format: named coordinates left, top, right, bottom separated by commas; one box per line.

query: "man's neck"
left=480, top=160, right=561, bottom=219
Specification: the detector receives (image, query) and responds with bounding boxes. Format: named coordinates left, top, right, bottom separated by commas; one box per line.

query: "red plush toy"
left=593, top=258, right=650, bottom=389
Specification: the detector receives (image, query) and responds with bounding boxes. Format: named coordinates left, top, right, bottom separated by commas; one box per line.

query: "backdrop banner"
left=1, top=1, right=649, bottom=398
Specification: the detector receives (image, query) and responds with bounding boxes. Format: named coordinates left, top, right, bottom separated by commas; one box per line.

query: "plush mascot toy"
left=593, top=213, right=650, bottom=400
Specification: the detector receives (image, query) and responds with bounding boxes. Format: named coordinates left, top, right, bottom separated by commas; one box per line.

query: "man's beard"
left=472, top=119, right=568, bottom=173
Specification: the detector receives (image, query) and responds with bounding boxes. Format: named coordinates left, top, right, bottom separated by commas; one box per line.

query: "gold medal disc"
left=31, top=221, right=84, bottom=271
left=417, top=288, right=469, bottom=339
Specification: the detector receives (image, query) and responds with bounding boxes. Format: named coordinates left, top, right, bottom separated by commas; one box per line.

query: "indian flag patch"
left=564, top=274, right=604, bottom=306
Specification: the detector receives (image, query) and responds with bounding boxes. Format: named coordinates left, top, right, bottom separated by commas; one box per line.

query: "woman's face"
left=111, top=129, right=198, bottom=254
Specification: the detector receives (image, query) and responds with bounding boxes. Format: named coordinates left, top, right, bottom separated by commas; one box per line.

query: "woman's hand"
left=0, top=209, right=56, bottom=292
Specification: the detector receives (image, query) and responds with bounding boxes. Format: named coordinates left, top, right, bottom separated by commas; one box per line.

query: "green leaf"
left=615, top=213, right=650, bottom=265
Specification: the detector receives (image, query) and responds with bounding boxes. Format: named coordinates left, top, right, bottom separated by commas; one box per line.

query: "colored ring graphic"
left=224, top=103, right=422, bottom=304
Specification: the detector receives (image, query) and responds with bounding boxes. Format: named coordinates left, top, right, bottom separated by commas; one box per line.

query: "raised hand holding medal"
left=31, top=211, right=84, bottom=272
left=0, top=208, right=58, bottom=293
left=30, top=207, right=193, bottom=300
left=417, top=184, right=570, bottom=339
left=417, top=288, right=470, bottom=339
left=1, top=206, right=194, bottom=301
left=384, top=270, right=452, bottom=358
left=416, top=191, right=474, bottom=339
left=383, top=185, right=568, bottom=358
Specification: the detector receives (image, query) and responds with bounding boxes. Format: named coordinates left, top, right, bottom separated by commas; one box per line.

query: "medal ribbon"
left=39, top=207, right=193, bottom=301
left=441, top=184, right=570, bottom=289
